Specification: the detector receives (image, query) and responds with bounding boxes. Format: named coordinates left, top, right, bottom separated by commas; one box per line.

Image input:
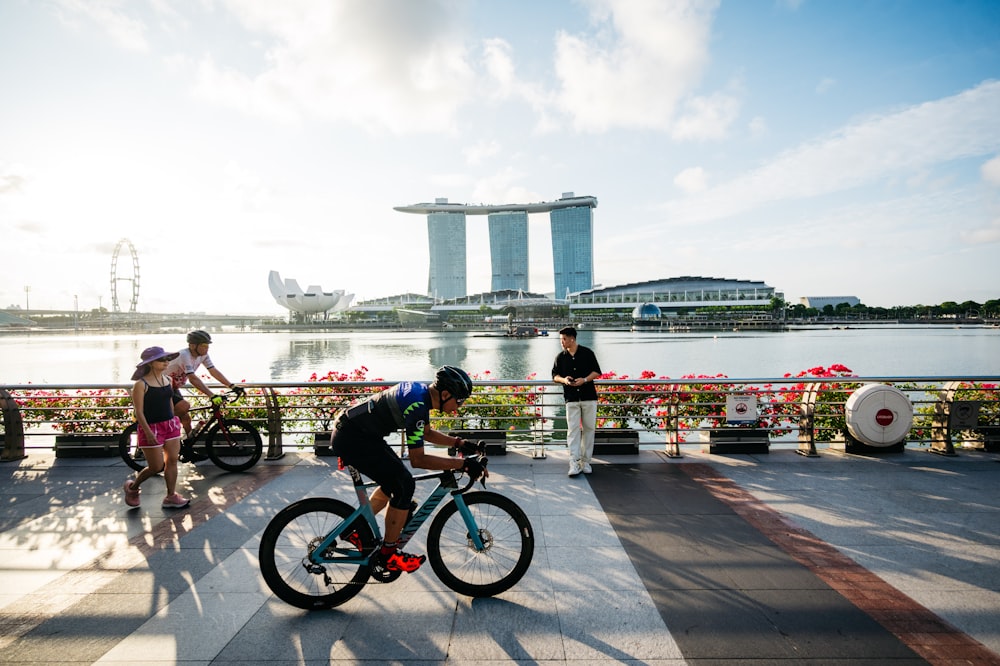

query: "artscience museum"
left=267, top=270, right=354, bottom=316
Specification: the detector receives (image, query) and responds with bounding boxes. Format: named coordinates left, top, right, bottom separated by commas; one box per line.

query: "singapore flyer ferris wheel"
left=110, top=238, right=140, bottom=313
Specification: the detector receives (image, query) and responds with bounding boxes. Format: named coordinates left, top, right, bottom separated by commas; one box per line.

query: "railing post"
left=929, top=380, right=962, bottom=456
left=532, top=384, right=547, bottom=459
left=663, top=398, right=682, bottom=458
left=796, top=382, right=820, bottom=457
left=1, top=388, right=28, bottom=462
left=263, top=387, right=285, bottom=460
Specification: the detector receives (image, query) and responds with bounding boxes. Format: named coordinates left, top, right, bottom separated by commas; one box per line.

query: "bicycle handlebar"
left=453, top=453, right=489, bottom=495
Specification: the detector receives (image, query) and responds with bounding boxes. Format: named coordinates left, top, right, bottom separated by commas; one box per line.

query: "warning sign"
left=726, top=394, right=757, bottom=424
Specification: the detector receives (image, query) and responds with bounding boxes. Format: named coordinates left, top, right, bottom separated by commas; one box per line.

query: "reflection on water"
left=2, top=327, right=999, bottom=384
left=429, top=344, right=468, bottom=370
left=270, top=338, right=355, bottom=379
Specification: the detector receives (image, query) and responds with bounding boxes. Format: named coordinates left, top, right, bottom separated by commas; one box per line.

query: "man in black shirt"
left=551, top=326, right=602, bottom=476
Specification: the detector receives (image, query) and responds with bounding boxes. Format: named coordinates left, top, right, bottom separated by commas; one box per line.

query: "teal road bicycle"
left=258, top=452, right=535, bottom=609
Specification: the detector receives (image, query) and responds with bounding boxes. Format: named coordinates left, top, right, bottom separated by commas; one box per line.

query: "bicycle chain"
left=305, top=544, right=402, bottom=586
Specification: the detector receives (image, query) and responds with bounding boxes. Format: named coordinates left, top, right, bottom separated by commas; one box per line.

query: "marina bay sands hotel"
left=394, top=192, right=597, bottom=301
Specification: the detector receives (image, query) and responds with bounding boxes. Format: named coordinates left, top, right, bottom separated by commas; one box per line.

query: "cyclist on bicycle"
left=165, top=330, right=243, bottom=452
left=330, top=365, right=487, bottom=574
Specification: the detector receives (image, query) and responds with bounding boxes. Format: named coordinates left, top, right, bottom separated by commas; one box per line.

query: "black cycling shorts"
left=331, top=419, right=416, bottom=510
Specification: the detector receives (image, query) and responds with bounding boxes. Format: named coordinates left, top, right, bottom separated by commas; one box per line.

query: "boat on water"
left=506, top=325, right=548, bottom=338
left=475, top=325, right=549, bottom=338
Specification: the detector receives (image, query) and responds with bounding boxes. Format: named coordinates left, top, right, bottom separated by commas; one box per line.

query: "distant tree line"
left=771, top=297, right=1000, bottom=320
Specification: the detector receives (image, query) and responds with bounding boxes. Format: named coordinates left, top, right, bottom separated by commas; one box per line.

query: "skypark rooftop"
left=394, top=194, right=597, bottom=215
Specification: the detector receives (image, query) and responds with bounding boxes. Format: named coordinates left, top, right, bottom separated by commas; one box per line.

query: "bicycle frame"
left=308, top=465, right=486, bottom=566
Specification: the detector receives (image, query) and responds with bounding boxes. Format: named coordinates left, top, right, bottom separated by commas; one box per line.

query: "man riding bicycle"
left=165, top=330, right=243, bottom=458
left=330, top=365, right=487, bottom=574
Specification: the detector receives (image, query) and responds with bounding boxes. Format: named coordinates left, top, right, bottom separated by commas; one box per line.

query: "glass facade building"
left=395, top=194, right=596, bottom=300
left=427, top=212, right=466, bottom=300
left=488, top=211, right=529, bottom=292
left=550, top=205, right=594, bottom=298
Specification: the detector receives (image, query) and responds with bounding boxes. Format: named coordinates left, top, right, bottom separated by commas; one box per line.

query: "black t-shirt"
left=552, top=345, right=602, bottom=402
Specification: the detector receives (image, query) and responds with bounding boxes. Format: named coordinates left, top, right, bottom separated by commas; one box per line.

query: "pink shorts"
left=137, top=417, right=182, bottom=448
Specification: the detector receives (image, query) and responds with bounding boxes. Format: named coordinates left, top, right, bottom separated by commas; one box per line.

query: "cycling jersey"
left=330, top=381, right=431, bottom=510
left=165, top=348, right=216, bottom=390
left=336, top=382, right=431, bottom=450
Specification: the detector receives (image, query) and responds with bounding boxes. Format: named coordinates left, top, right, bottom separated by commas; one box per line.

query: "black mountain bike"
left=258, top=452, right=534, bottom=609
left=118, top=389, right=263, bottom=473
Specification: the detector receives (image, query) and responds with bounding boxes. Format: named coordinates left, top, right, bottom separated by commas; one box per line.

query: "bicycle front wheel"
left=205, top=419, right=262, bottom=472
left=259, top=497, right=376, bottom=610
left=427, top=491, right=534, bottom=598
left=118, top=423, right=147, bottom=472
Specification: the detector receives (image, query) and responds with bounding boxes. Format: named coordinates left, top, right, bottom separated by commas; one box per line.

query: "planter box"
left=54, top=433, right=118, bottom=458
left=703, top=428, right=770, bottom=455
left=313, top=431, right=335, bottom=457
left=593, top=429, right=640, bottom=455
left=450, top=430, right=507, bottom=456
left=979, top=426, right=1000, bottom=453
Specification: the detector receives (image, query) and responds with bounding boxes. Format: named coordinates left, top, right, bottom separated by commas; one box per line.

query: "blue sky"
left=2, top=0, right=999, bottom=315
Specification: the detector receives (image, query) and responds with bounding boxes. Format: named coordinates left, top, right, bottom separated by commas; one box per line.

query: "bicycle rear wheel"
left=427, top=491, right=534, bottom=598
left=259, top=498, right=376, bottom=610
left=205, top=418, right=262, bottom=472
left=118, top=423, right=147, bottom=472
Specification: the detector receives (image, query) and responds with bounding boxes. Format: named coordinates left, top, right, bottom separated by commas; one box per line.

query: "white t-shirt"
left=165, top=348, right=215, bottom=390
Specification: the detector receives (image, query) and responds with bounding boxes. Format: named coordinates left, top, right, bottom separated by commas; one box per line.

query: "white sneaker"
left=582, top=462, right=593, bottom=474
left=568, top=461, right=582, bottom=477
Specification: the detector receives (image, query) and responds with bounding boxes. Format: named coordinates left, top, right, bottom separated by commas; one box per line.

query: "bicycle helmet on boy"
left=187, top=330, right=212, bottom=345
left=433, top=365, right=473, bottom=401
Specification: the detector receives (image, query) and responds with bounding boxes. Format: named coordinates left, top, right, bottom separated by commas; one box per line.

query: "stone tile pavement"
left=0, top=444, right=997, bottom=664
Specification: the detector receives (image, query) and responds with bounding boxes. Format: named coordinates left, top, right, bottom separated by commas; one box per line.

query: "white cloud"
left=470, top=167, right=543, bottom=204
left=463, top=140, right=502, bottom=166
left=671, top=90, right=741, bottom=140
left=0, top=162, right=30, bottom=194
left=960, top=219, right=1000, bottom=244
left=656, top=80, right=1000, bottom=225
left=983, top=155, right=1000, bottom=186
left=190, top=0, right=477, bottom=133
left=482, top=38, right=517, bottom=95
left=552, top=0, right=724, bottom=133
left=816, top=77, right=836, bottom=94
left=748, top=115, right=768, bottom=137
left=674, top=166, right=708, bottom=193
left=53, top=0, right=150, bottom=52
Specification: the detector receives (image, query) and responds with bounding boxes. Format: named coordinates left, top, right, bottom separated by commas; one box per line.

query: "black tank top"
left=142, top=380, right=174, bottom=424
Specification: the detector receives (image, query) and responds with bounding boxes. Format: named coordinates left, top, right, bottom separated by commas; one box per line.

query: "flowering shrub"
left=666, top=374, right=787, bottom=440
left=15, top=387, right=134, bottom=434
left=433, top=371, right=542, bottom=440
left=285, top=367, right=390, bottom=433
left=776, top=364, right=859, bottom=442
left=596, top=371, right=662, bottom=429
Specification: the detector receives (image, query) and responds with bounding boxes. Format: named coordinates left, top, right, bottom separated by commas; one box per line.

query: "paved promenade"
left=1, top=444, right=998, bottom=665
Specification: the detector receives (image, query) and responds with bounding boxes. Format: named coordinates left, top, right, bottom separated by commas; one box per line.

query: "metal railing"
left=2, top=377, right=998, bottom=462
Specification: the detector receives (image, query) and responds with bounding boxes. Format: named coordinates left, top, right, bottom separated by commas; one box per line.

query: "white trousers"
left=566, top=400, right=597, bottom=464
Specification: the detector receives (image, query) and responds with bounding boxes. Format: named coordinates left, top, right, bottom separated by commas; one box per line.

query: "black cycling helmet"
left=433, top=365, right=473, bottom=402
left=187, top=330, right=212, bottom=345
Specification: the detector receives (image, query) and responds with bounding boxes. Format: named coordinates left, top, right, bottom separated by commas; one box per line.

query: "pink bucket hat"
left=131, top=346, right=179, bottom=380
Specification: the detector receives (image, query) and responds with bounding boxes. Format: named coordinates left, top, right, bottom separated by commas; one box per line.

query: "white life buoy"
left=844, top=384, right=913, bottom=447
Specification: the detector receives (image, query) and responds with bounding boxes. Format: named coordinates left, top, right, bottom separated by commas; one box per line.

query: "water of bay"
left=2, top=326, right=999, bottom=386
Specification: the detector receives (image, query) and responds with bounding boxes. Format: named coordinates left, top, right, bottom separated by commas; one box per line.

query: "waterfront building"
left=550, top=201, right=594, bottom=299
left=394, top=193, right=598, bottom=300
left=426, top=207, right=468, bottom=300
left=800, top=296, right=861, bottom=310
left=267, top=270, right=353, bottom=315
left=488, top=211, right=529, bottom=292
left=570, top=276, right=780, bottom=321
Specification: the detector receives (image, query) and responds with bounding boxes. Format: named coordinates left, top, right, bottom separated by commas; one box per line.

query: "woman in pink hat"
left=122, top=346, right=190, bottom=509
